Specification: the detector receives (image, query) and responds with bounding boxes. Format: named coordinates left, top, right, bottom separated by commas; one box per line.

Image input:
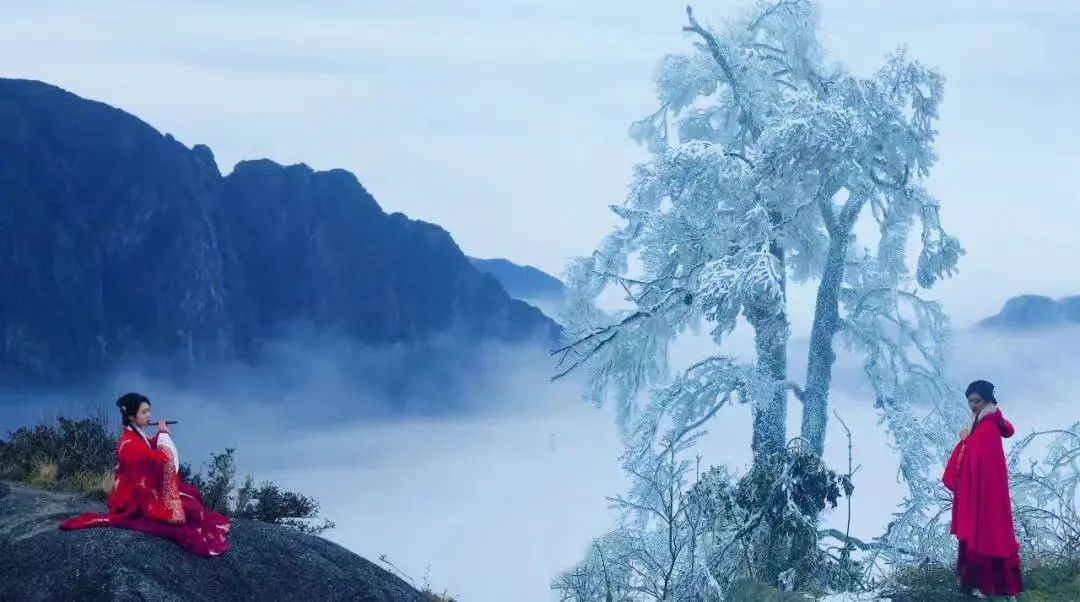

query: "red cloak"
left=942, top=408, right=1022, bottom=595
left=59, top=426, right=231, bottom=557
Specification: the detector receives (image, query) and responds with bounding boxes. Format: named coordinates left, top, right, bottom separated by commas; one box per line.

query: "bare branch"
left=746, top=0, right=808, bottom=33
left=781, top=380, right=806, bottom=402
left=724, top=151, right=756, bottom=168
left=551, top=329, right=619, bottom=381
left=817, top=529, right=916, bottom=556
left=753, top=42, right=787, bottom=56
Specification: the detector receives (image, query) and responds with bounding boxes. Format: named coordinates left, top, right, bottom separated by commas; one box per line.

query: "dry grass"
left=727, top=580, right=815, bottom=601
left=419, top=589, right=458, bottom=602
left=0, top=414, right=116, bottom=493
left=65, top=470, right=114, bottom=501
left=26, top=459, right=58, bottom=488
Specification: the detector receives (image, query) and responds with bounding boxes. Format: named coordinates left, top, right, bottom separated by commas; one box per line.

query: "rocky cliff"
left=0, top=78, right=557, bottom=386
left=0, top=481, right=425, bottom=601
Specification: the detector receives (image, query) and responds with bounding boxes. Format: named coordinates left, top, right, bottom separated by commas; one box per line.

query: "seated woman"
left=59, top=392, right=231, bottom=557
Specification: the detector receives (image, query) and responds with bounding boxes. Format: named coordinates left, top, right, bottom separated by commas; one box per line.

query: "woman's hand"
left=157, top=420, right=170, bottom=435
left=959, top=427, right=969, bottom=440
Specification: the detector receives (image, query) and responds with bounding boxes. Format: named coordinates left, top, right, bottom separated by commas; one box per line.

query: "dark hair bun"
left=965, top=380, right=997, bottom=404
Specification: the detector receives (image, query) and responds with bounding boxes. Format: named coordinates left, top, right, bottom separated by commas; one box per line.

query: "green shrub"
left=1018, top=558, right=1080, bottom=601
left=880, top=561, right=968, bottom=601
left=179, top=447, right=235, bottom=513
left=0, top=415, right=116, bottom=498
left=882, top=557, right=1080, bottom=601
left=182, top=448, right=334, bottom=535
left=234, top=475, right=335, bottom=535
left=4, top=416, right=333, bottom=535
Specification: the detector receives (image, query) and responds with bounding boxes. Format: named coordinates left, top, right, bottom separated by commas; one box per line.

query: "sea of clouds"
left=2, top=326, right=1078, bottom=601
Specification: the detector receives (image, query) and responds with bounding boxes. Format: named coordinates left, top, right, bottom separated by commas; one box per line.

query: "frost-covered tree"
left=553, top=437, right=718, bottom=601
left=553, top=420, right=855, bottom=597
left=1008, top=423, right=1080, bottom=559
left=554, top=0, right=964, bottom=590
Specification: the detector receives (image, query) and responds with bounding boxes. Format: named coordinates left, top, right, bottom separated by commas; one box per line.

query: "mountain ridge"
left=978, top=294, right=1080, bottom=331
left=0, top=77, right=557, bottom=387
left=467, top=257, right=566, bottom=305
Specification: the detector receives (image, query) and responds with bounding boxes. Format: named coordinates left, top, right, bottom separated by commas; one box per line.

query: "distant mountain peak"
left=978, top=294, right=1080, bottom=331
left=467, top=257, right=565, bottom=304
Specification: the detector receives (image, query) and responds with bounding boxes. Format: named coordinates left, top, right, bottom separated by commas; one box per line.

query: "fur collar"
left=971, top=405, right=998, bottom=430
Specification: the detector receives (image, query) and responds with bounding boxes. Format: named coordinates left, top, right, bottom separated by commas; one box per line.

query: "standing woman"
left=943, top=380, right=1023, bottom=598
left=59, top=392, right=231, bottom=557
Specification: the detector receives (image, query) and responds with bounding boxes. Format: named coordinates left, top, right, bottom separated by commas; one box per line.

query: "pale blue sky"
left=2, top=0, right=1078, bottom=330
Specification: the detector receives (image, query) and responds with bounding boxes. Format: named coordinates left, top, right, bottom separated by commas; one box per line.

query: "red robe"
left=942, top=408, right=1022, bottom=595
left=59, top=426, right=231, bottom=557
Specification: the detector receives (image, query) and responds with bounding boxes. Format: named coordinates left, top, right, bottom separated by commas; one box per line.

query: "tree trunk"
left=744, top=236, right=791, bottom=587
left=748, top=229, right=791, bottom=464
left=800, top=233, right=851, bottom=457
left=745, top=307, right=790, bottom=464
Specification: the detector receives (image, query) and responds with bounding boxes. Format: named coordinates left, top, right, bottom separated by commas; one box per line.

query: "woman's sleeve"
left=155, top=433, right=180, bottom=473
left=117, top=434, right=170, bottom=471
left=995, top=411, right=1015, bottom=438
left=943, top=440, right=965, bottom=492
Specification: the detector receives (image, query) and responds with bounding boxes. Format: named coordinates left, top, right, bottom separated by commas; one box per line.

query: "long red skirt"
left=60, top=482, right=231, bottom=557
left=957, top=540, right=1023, bottom=596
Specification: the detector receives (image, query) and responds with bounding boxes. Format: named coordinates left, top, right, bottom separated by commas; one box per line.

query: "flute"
left=152, top=421, right=179, bottom=425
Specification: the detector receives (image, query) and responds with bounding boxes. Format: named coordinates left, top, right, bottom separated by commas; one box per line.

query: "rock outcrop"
left=0, top=481, right=424, bottom=601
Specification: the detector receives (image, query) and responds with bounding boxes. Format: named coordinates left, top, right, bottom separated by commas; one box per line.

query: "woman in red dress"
left=59, top=392, right=231, bottom=557
left=942, top=380, right=1022, bottom=598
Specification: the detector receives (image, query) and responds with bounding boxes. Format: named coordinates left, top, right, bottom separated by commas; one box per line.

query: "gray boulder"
left=0, top=481, right=423, bottom=601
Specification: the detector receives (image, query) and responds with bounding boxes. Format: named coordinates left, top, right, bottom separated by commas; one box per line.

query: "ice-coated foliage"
left=556, top=0, right=959, bottom=460
left=554, top=0, right=965, bottom=596
left=552, top=434, right=720, bottom=601
left=551, top=431, right=855, bottom=600
left=1008, top=422, right=1080, bottom=559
